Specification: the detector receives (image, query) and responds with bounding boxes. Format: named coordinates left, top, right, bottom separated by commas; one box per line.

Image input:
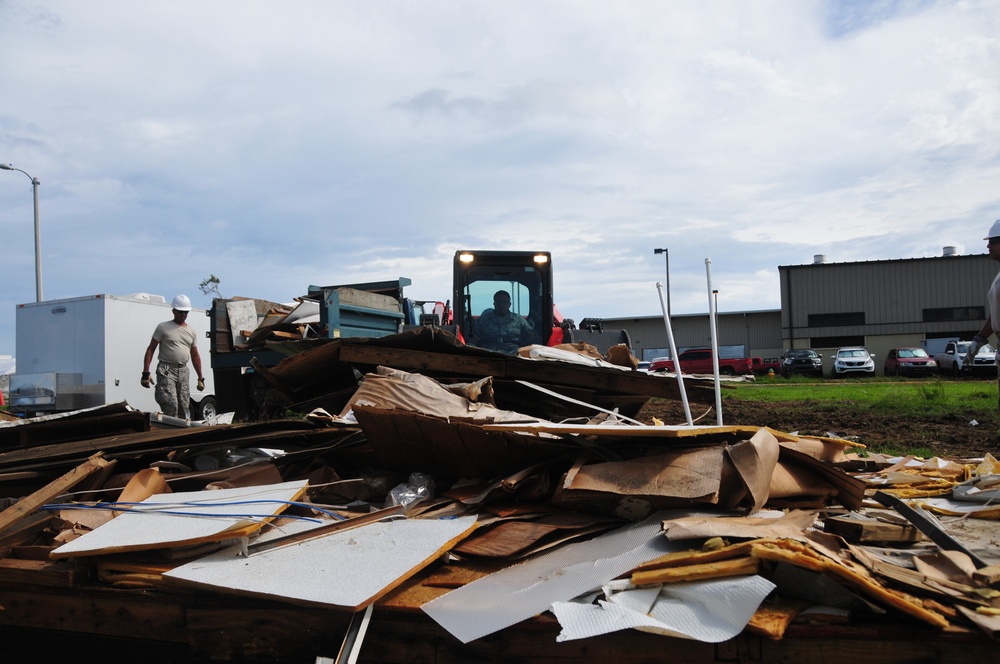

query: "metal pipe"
left=705, top=259, right=722, bottom=425
left=655, top=281, right=692, bottom=425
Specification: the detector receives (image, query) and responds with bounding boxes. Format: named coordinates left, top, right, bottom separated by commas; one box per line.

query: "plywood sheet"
left=50, top=480, right=309, bottom=558
left=164, top=515, right=479, bottom=610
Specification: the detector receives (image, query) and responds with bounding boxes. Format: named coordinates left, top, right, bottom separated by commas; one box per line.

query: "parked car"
left=647, top=357, right=671, bottom=373
left=779, top=349, right=823, bottom=378
left=933, top=340, right=996, bottom=378
left=649, top=349, right=753, bottom=375
left=883, top=347, right=937, bottom=377
left=832, top=347, right=876, bottom=377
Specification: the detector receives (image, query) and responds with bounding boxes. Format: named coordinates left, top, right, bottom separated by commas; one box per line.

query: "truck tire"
left=953, top=364, right=962, bottom=379
left=193, top=396, right=217, bottom=420
left=720, top=367, right=735, bottom=376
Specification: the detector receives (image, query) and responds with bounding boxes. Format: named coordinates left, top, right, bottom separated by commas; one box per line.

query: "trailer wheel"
left=193, top=396, right=217, bottom=420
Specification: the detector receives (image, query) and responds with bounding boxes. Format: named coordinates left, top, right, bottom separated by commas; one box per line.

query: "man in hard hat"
left=141, top=294, right=205, bottom=418
left=472, top=289, right=536, bottom=355
left=969, top=219, right=1000, bottom=412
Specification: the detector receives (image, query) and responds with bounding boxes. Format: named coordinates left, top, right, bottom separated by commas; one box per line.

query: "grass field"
left=724, top=376, right=998, bottom=418
left=693, top=375, right=997, bottom=457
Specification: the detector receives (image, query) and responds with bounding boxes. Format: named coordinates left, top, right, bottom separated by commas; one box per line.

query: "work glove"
left=197, top=377, right=205, bottom=391
left=141, top=372, right=154, bottom=388
left=965, top=335, right=988, bottom=366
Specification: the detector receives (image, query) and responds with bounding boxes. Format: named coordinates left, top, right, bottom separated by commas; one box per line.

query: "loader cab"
left=453, top=250, right=554, bottom=352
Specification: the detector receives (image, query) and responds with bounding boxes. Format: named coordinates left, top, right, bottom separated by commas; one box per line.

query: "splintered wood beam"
left=0, top=452, right=115, bottom=535
left=631, top=556, right=760, bottom=586
left=823, top=514, right=923, bottom=544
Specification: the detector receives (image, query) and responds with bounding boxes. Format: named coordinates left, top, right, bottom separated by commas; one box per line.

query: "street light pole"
left=653, top=247, right=670, bottom=317
left=1, top=163, right=43, bottom=302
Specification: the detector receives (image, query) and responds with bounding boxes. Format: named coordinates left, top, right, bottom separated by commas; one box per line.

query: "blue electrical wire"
left=41, top=499, right=347, bottom=523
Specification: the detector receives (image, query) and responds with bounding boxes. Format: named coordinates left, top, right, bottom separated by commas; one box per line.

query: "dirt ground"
left=636, top=388, right=1000, bottom=460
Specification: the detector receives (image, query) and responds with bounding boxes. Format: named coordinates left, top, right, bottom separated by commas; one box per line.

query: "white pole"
left=655, top=281, right=693, bottom=425
left=31, top=176, right=42, bottom=302
left=705, top=259, right=723, bottom=425
left=0, top=163, right=42, bottom=301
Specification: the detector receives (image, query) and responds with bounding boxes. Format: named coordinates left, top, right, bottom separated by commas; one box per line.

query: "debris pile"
left=0, top=331, right=998, bottom=662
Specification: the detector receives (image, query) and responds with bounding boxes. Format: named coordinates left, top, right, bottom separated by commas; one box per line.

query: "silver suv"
left=832, top=347, right=875, bottom=377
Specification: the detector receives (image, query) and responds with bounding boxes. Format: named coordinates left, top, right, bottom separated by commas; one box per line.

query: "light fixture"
left=653, top=247, right=670, bottom=317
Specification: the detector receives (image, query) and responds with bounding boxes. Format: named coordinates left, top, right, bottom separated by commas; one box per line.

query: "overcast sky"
left=2, top=0, right=999, bottom=357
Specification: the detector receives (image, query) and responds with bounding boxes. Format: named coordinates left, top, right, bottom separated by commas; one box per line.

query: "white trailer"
left=921, top=338, right=958, bottom=357
left=10, top=293, right=216, bottom=419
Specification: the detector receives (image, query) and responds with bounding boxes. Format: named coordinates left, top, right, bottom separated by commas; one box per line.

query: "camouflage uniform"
left=155, top=362, right=190, bottom=418
left=474, top=309, right=536, bottom=355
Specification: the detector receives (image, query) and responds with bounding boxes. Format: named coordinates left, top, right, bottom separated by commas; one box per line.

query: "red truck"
left=750, top=356, right=781, bottom=375
left=650, top=348, right=754, bottom=376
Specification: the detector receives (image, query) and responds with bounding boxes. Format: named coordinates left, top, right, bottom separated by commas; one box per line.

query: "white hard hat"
left=984, top=219, right=1000, bottom=240
left=171, top=294, right=192, bottom=311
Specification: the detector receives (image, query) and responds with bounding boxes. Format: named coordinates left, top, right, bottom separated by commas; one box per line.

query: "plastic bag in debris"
left=384, top=472, right=437, bottom=511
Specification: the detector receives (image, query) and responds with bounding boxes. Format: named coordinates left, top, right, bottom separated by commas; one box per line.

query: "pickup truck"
left=933, top=340, right=996, bottom=377
left=649, top=348, right=754, bottom=376
left=751, top=356, right=782, bottom=375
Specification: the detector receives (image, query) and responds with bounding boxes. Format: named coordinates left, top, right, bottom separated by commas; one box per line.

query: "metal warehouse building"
left=602, top=309, right=784, bottom=366
left=605, top=251, right=998, bottom=375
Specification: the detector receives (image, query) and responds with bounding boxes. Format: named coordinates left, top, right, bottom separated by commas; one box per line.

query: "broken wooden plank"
left=746, top=597, right=812, bottom=640
left=0, top=407, right=150, bottom=449
left=0, top=420, right=348, bottom=476
left=972, top=563, right=1000, bottom=587
left=824, top=514, right=923, bottom=544
left=631, top=556, right=760, bottom=585
left=0, top=558, right=87, bottom=587
left=0, top=510, right=54, bottom=557
left=0, top=452, right=114, bottom=535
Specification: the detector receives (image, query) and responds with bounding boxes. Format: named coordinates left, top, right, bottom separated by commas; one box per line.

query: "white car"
left=935, top=340, right=997, bottom=377
left=832, top=347, right=876, bottom=377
